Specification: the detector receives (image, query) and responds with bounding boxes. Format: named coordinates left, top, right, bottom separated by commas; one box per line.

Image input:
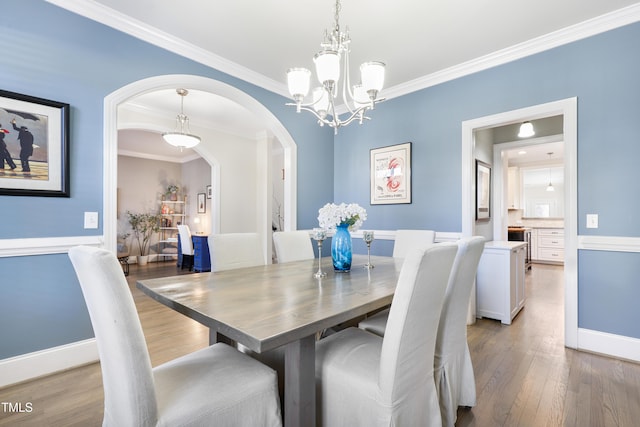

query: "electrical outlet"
left=84, top=212, right=99, bottom=229
left=586, top=214, right=598, bottom=229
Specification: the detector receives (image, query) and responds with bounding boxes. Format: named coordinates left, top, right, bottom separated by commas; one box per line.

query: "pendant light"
left=546, top=152, right=555, bottom=192
left=162, top=88, right=201, bottom=150
left=518, top=121, right=535, bottom=138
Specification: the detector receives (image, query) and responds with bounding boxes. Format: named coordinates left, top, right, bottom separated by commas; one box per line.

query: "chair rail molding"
left=0, top=236, right=103, bottom=258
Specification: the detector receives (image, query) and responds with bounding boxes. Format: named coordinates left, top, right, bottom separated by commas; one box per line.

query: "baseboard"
left=0, top=339, right=98, bottom=388
left=578, top=328, right=640, bottom=363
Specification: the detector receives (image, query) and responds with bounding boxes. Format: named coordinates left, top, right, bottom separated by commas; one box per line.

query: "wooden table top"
left=137, top=255, right=403, bottom=353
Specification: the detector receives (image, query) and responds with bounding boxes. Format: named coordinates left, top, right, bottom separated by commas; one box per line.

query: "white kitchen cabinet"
left=534, top=228, right=564, bottom=264
left=476, top=241, right=527, bottom=325
left=507, top=167, right=520, bottom=209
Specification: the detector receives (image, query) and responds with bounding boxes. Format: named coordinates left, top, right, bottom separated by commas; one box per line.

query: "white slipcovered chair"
left=208, top=232, right=265, bottom=272
left=315, top=243, right=458, bottom=427
left=434, top=236, right=485, bottom=426
left=358, top=237, right=486, bottom=426
left=273, top=230, right=314, bottom=263
left=177, top=224, right=194, bottom=270
left=68, top=245, right=282, bottom=427
left=358, top=228, right=437, bottom=334
left=392, top=229, right=436, bottom=258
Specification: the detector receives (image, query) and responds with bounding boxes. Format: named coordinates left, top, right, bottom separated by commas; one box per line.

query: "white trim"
left=45, top=0, right=288, bottom=97
left=0, top=339, right=98, bottom=388
left=578, top=235, right=640, bottom=253
left=578, top=328, right=640, bottom=363
left=47, top=1, right=640, bottom=102
left=0, top=236, right=103, bottom=258
left=385, top=4, right=640, bottom=100
left=308, top=229, right=461, bottom=243
left=118, top=148, right=201, bottom=164
left=462, top=97, right=578, bottom=349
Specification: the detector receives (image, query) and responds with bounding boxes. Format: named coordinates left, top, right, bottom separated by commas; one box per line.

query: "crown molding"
left=384, top=3, right=640, bottom=100
left=45, top=0, right=290, bottom=97
left=48, top=0, right=640, bottom=104
left=117, top=148, right=201, bottom=164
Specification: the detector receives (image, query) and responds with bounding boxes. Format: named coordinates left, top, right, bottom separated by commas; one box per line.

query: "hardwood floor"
left=1, top=261, right=639, bottom=426
left=456, top=263, right=640, bottom=426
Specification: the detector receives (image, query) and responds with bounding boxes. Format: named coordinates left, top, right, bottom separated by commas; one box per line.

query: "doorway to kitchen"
left=461, top=97, right=578, bottom=349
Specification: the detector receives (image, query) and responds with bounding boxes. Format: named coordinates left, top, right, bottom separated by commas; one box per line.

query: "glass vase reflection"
left=331, top=223, right=352, bottom=272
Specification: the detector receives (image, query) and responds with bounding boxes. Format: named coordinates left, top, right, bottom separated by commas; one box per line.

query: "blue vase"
left=332, top=223, right=352, bottom=272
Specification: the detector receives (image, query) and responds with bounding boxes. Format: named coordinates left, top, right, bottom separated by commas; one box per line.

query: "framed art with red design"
left=370, top=142, right=411, bottom=205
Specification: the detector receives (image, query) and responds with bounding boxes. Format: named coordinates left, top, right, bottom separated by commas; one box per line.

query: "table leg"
left=209, top=329, right=235, bottom=347
left=284, top=335, right=315, bottom=427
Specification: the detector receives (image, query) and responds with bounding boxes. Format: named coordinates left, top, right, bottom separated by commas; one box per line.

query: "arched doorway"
left=103, top=74, right=298, bottom=260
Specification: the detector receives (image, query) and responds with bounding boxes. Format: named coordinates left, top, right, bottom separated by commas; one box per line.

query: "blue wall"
left=0, top=0, right=332, bottom=359
left=335, top=24, right=640, bottom=338
left=1, top=0, right=640, bottom=361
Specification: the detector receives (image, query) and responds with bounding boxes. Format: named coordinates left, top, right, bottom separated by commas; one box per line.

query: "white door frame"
left=103, top=74, right=298, bottom=262
left=461, top=97, right=578, bottom=349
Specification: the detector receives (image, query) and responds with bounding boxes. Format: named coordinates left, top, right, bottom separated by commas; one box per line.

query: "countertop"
left=484, top=241, right=528, bottom=250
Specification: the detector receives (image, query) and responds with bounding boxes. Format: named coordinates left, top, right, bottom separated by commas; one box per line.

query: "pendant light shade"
left=546, top=152, right=555, bottom=191
left=518, top=121, right=535, bottom=138
left=162, top=89, right=201, bottom=150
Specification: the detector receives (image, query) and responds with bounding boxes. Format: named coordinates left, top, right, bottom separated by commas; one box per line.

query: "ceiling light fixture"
left=286, top=0, right=385, bottom=134
left=546, top=152, right=555, bottom=192
left=162, top=88, right=201, bottom=150
left=518, top=121, right=535, bottom=138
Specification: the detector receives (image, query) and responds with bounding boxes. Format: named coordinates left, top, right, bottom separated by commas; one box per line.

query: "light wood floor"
left=1, top=261, right=639, bottom=426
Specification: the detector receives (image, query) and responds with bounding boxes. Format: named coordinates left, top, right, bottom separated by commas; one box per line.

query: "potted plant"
left=166, top=184, right=179, bottom=201
left=127, top=211, right=161, bottom=265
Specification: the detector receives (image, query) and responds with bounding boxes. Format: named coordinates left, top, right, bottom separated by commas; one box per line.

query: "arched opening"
left=103, top=74, right=298, bottom=262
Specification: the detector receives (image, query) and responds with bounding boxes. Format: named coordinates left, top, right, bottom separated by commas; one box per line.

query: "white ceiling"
left=49, top=0, right=640, bottom=159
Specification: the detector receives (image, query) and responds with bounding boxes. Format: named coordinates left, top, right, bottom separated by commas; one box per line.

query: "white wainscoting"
left=3, top=233, right=639, bottom=387
left=0, top=235, right=103, bottom=258
left=0, top=235, right=103, bottom=386
left=576, top=235, right=640, bottom=362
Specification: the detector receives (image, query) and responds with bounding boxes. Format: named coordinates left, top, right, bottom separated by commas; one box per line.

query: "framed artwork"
left=370, top=142, right=412, bottom=205
left=476, top=160, right=491, bottom=222
left=0, top=90, right=70, bottom=197
left=197, top=192, right=206, bottom=213
left=206, top=184, right=212, bottom=199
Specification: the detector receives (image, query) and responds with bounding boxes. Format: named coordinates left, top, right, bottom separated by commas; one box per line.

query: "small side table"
left=117, top=251, right=130, bottom=276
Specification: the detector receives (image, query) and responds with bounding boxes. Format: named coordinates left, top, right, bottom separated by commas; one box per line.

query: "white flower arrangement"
left=318, top=202, right=367, bottom=231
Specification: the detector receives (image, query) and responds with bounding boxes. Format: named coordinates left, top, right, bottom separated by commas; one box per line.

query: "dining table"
left=137, top=254, right=404, bottom=427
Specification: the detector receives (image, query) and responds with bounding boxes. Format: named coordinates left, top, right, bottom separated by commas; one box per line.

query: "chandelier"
left=286, top=0, right=386, bottom=134
left=162, top=88, right=201, bottom=150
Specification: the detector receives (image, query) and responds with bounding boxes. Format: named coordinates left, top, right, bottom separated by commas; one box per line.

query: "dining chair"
left=358, top=237, right=486, bottom=426
left=357, top=228, right=437, bottom=334
left=273, top=230, right=314, bottom=263
left=68, top=245, right=282, bottom=427
left=177, top=224, right=194, bottom=270
left=392, top=229, right=436, bottom=258
left=434, top=236, right=485, bottom=427
left=315, top=243, right=458, bottom=427
left=208, top=232, right=265, bottom=272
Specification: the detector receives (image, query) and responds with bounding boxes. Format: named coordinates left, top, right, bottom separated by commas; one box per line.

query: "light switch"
left=586, top=214, right=598, bottom=229
left=84, top=212, right=99, bottom=229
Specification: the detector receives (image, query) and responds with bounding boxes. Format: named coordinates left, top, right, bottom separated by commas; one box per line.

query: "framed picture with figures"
left=0, top=90, right=70, bottom=197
